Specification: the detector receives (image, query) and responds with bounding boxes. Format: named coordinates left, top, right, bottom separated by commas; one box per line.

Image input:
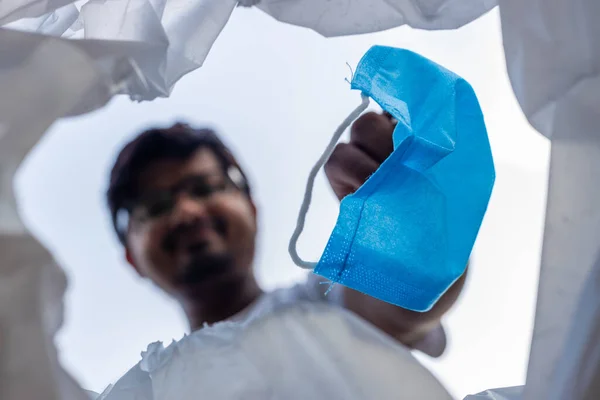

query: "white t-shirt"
left=230, top=275, right=344, bottom=322
left=93, top=276, right=453, bottom=400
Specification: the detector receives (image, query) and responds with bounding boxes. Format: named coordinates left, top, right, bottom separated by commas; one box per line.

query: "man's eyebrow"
left=138, top=181, right=169, bottom=193
left=134, top=178, right=175, bottom=199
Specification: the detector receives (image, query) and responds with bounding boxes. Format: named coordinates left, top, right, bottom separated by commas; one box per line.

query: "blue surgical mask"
left=290, top=46, right=495, bottom=312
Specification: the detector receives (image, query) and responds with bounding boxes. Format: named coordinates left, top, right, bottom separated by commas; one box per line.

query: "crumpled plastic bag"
left=0, top=234, right=89, bottom=400
left=254, top=0, right=497, bottom=37
left=499, top=1, right=600, bottom=399
left=0, top=29, right=97, bottom=400
left=2, top=0, right=239, bottom=102
left=0, top=28, right=126, bottom=233
left=95, top=303, right=452, bottom=400
left=1, top=0, right=496, bottom=105
left=543, top=254, right=600, bottom=400
left=464, top=386, right=523, bottom=400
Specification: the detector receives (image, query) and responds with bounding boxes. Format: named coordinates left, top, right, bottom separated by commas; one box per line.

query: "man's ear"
left=249, top=199, right=259, bottom=227
left=125, top=247, right=144, bottom=277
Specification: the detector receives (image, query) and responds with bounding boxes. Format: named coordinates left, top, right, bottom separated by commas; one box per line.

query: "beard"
left=160, top=214, right=234, bottom=286
left=175, top=249, right=235, bottom=286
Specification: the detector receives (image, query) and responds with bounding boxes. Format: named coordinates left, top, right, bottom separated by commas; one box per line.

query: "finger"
left=325, top=142, right=380, bottom=200
left=349, top=112, right=395, bottom=163
left=382, top=111, right=398, bottom=125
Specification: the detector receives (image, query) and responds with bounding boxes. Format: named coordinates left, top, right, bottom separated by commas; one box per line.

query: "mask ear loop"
left=289, top=93, right=370, bottom=269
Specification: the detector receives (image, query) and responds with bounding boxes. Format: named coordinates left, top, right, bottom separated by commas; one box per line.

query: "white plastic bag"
left=255, top=0, right=496, bottom=36
left=1, top=0, right=496, bottom=104
left=0, top=31, right=100, bottom=400
left=2, top=0, right=238, bottom=102
left=499, top=1, right=600, bottom=399
left=464, top=386, right=523, bottom=400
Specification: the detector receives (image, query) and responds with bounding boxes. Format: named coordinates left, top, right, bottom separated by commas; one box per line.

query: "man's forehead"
left=137, top=148, right=222, bottom=190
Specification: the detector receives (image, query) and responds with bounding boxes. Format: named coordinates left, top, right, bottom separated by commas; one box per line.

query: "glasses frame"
left=115, top=165, right=246, bottom=241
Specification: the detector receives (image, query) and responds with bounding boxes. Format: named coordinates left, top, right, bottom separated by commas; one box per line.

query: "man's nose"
left=169, top=194, right=209, bottom=225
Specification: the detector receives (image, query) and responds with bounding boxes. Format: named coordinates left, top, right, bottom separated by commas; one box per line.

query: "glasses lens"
left=138, top=191, right=174, bottom=218
left=130, top=174, right=233, bottom=223
left=186, top=175, right=227, bottom=198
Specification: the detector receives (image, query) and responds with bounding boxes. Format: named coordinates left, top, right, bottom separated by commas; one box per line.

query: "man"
left=107, top=110, right=466, bottom=358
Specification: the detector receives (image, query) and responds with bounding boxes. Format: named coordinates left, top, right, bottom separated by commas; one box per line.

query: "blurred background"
left=16, top=7, right=548, bottom=399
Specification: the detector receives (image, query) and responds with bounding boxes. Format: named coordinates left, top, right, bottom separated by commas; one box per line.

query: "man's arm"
left=341, top=268, right=467, bottom=357
left=324, top=111, right=467, bottom=357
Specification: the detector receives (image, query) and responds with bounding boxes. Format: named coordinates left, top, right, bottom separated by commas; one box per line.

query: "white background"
left=16, top=7, right=549, bottom=399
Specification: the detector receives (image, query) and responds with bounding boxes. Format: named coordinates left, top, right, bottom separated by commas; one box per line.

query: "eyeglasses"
left=116, top=166, right=246, bottom=239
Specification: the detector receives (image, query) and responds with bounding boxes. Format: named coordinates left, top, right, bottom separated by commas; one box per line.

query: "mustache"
left=162, top=216, right=227, bottom=254
left=175, top=252, right=232, bottom=286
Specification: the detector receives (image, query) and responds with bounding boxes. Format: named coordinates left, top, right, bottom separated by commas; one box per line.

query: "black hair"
left=107, top=123, right=250, bottom=244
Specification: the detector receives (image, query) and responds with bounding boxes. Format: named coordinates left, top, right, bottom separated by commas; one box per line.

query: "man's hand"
left=323, top=111, right=466, bottom=357
left=325, top=112, right=395, bottom=201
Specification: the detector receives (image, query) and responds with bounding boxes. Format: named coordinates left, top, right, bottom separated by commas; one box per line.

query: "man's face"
left=125, top=148, right=257, bottom=299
